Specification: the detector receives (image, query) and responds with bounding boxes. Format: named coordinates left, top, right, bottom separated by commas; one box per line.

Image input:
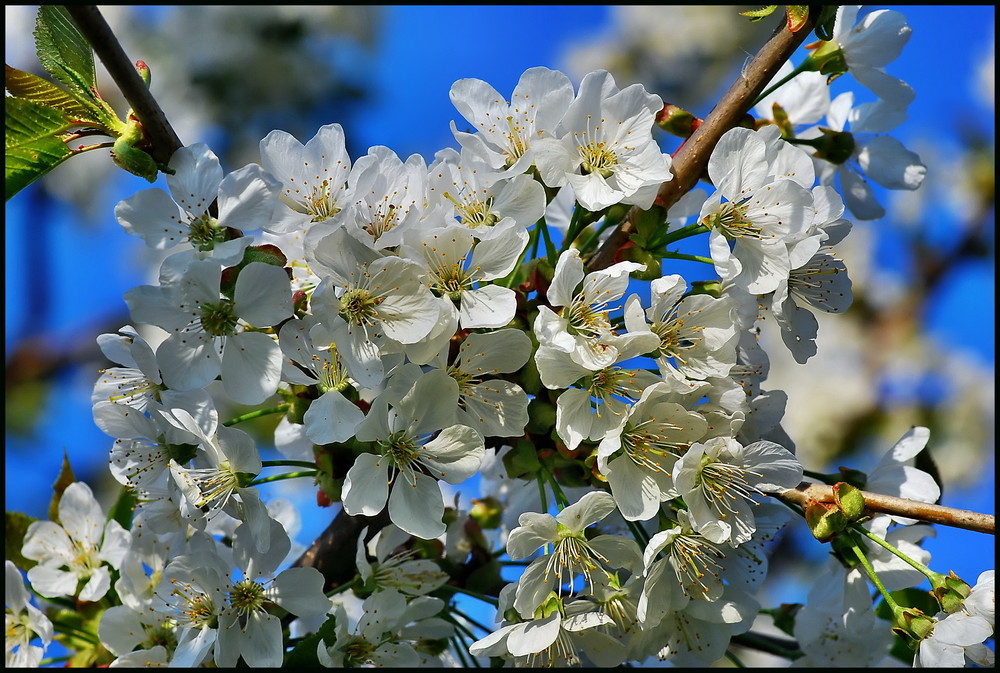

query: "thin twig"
left=64, top=5, right=183, bottom=165
left=774, top=482, right=995, bottom=535
left=586, top=11, right=816, bottom=272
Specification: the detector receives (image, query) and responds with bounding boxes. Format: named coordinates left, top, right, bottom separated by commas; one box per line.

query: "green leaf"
left=107, top=486, right=137, bottom=530
left=739, top=5, right=779, bottom=22
left=34, top=6, right=95, bottom=93
left=48, top=452, right=77, bottom=524
left=814, top=6, right=840, bottom=41
left=284, top=613, right=340, bottom=668
left=785, top=6, right=810, bottom=33
left=5, top=511, right=39, bottom=571
left=5, top=64, right=103, bottom=125
left=5, top=96, right=75, bottom=201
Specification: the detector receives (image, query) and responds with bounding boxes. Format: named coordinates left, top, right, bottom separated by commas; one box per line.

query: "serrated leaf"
left=48, top=452, right=77, bottom=524
left=5, top=511, right=39, bottom=572
left=814, top=6, right=839, bottom=41
left=34, top=6, right=95, bottom=92
left=739, top=5, right=779, bottom=22
left=5, top=96, right=75, bottom=200
left=5, top=64, right=103, bottom=125
left=786, top=6, right=810, bottom=33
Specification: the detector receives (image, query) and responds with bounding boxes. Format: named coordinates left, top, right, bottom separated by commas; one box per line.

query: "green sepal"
left=804, top=499, right=847, bottom=541
left=5, top=511, right=39, bottom=571
left=619, top=243, right=662, bottom=281
left=111, top=132, right=158, bottom=182
left=687, top=280, right=723, bottom=299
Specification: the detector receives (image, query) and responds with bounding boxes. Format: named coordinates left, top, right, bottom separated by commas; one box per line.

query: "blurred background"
left=6, top=4, right=994, bottom=616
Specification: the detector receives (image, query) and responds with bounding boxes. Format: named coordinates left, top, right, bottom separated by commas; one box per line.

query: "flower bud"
left=805, top=499, right=848, bottom=541
left=656, top=103, right=701, bottom=138
left=833, top=482, right=866, bottom=521
left=470, top=496, right=503, bottom=530
left=135, top=60, right=151, bottom=88
left=930, top=570, right=973, bottom=614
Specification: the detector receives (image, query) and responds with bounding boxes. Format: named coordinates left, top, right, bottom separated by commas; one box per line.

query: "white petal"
left=221, top=332, right=282, bottom=405
left=388, top=473, right=446, bottom=540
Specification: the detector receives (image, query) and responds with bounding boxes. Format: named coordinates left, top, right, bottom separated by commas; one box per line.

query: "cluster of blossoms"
left=5, top=6, right=993, bottom=670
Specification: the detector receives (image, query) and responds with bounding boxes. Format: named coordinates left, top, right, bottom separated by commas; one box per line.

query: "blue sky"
left=5, top=4, right=994, bottom=621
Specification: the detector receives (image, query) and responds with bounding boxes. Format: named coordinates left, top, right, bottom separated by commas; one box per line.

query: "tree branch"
left=64, top=5, right=184, bottom=165
left=586, top=11, right=816, bottom=272
left=775, top=482, right=995, bottom=535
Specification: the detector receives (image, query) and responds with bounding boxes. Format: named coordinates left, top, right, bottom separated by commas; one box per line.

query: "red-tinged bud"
left=805, top=499, right=848, bottom=541
left=656, top=103, right=702, bottom=138
left=135, top=60, right=151, bottom=88
left=316, top=488, right=332, bottom=508
left=292, top=290, right=309, bottom=317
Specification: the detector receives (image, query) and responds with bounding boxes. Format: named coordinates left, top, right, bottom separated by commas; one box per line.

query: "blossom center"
left=579, top=141, right=618, bottom=178
left=703, top=200, right=762, bottom=240
left=229, top=578, right=266, bottom=617
left=339, top=289, right=384, bottom=327
left=198, top=300, right=239, bottom=337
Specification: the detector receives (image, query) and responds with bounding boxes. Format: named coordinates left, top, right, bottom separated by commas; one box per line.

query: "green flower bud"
left=470, top=496, right=503, bottom=530
left=656, top=103, right=701, bottom=138
left=805, top=499, right=848, bottom=541
left=833, top=482, right=866, bottom=521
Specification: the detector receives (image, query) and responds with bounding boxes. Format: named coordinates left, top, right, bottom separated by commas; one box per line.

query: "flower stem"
left=730, top=632, right=803, bottom=661
left=261, top=459, right=317, bottom=469
left=223, top=404, right=291, bottom=427
left=845, top=531, right=900, bottom=612
left=752, top=58, right=810, bottom=107
left=660, top=250, right=714, bottom=265
left=853, top=525, right=938, bottom=579
left=436, top=583, right=499, bottom=608
left=248, top=470, right=317, bottom=486
left=539, top=219, right=559, bottom=265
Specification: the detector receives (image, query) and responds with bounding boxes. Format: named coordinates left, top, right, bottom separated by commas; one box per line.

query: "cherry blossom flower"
left=533, top=69, right=673, bottom=212
left=22, top=482, right=131, bottom=602
left=672, top=436, right=802, bottom=545
left=343, top=369, right=485, bottom=539
left=5, top=561, right=53, bottom=668
left=450, top=66, right=575, bottom=176
left=125, top=258, right=292, bottom=405
left=115, top=143, right=279, bottom=261
left=623, top=274, right=739, bottom=381
left=259, top=123, right=353, bottom=233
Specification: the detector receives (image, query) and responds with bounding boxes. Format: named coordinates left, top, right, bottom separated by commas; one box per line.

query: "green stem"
left=50, top=619, right=99, bottom=646
left=326, top=578, right=358, bottom=597
left=653, top=222, right=709, bottom=248
left=853, top=525, right=938, bottom=580
left=660, top=251, right=714, bottom=265
left=561, top=204, right=587, bottom=252
left=542, top=467, right=571, bottom=509
left=537, top=472, right=549, bottom=515
left=248, top=470, right=317, bottom=486
left=448, top=606, right=496, bottom=636
left=752, top=58, right=810, bottom=107
left=261, top=460, right=317, bottom=469
left=724, top=650, right=747, bottom=668
left=436, top=583, right=499, bottom=608
left=578, top=217, right=619, bottom=255
left=730, top=632, right=803, bottom=661
left=626, top=519, right=651, bottom=548
left=451, top=635, right=474, bottom=667
left=539, top=219, right=558, bottom=266
left=845, top=531, right=900, bottom=612
left=39, top=656, right=75, bottom=666
left=223, top=403, right=291, bottom=427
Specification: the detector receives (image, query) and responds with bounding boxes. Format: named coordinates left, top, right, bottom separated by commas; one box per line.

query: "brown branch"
left=64, top=5, right=183, bottom=165
left=586, top=11, right=816, bottom=272
left=775, top=482, right=995, bottom=535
